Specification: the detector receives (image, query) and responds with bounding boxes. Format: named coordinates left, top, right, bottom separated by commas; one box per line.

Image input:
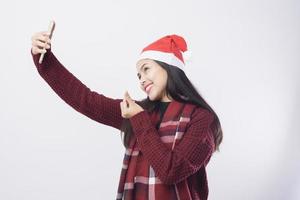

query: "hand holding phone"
left=38, top=21, right=55, bottom=64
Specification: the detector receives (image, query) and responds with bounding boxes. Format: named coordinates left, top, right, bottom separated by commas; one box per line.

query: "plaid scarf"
left=116, top=100, right=197, bottom=199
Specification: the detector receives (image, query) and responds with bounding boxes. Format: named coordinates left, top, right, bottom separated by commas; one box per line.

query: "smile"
left=145, top=84, right=153, bottom=93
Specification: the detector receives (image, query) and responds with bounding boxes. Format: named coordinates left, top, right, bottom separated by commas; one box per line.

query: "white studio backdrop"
left=0, top=0, right=299, bottom=199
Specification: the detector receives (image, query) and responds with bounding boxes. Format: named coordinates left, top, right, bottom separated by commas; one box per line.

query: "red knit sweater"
left=31, top=50, right=215, bottom=200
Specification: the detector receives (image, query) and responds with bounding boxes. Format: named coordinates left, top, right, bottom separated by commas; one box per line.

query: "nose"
left=139, top=75, right=146, bottom=86
left=140, top=79, right=146, bottom=87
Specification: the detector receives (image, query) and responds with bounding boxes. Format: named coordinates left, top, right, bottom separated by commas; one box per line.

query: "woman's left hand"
left=120, top=91, right=144, bottom=119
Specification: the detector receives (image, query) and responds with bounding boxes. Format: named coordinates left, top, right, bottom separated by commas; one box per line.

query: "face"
left=136, top=59, right=173, bottom=102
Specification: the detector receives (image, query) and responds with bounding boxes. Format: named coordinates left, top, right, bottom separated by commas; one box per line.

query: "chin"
left=148, top=96, right=156, bottom=101
left=148, top=94, right=159, bottom=101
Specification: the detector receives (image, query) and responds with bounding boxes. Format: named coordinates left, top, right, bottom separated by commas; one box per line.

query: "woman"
left=31, top=31, right=223, bottom=200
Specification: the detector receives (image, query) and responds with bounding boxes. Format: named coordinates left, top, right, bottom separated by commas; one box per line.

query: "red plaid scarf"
left=116, top=100, right=197, bottom=199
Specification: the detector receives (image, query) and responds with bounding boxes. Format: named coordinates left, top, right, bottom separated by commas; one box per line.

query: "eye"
left=144, top=67, right=149, bottom=71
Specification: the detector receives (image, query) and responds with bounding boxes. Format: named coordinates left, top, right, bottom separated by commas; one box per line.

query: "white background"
left=0, top=0, right=299, bottom=199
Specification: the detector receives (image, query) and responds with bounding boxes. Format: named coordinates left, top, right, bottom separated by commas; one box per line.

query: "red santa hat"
left=138, top=34, right=191, bottom=70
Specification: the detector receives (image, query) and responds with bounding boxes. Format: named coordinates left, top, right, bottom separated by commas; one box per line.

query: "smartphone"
left=39, top=21, right=55, bottom=64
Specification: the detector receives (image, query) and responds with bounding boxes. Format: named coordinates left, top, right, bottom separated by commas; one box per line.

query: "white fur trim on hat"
left=138, top=50, right=185, bottom=69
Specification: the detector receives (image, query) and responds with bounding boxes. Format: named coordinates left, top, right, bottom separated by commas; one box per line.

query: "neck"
left=160, top=100, right=172, bottom=102
left=160, top=94, right=173, bottom=102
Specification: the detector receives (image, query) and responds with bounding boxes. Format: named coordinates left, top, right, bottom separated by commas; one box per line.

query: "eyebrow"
left=137, top=63, right=147, bottom=78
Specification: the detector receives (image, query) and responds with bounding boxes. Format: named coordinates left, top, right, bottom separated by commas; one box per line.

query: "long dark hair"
left=120, top=60, right=223, bottom=152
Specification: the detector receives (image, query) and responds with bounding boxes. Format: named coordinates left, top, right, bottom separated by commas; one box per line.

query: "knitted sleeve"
left=31, top=49, right=123, bottom=130
left=129, top=108, right=214, bottom=184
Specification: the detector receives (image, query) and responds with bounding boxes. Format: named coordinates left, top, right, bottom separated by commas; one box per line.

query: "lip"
left=144, top=83, right=153, bottom=93
left=144, top=83, right=153, bottom=91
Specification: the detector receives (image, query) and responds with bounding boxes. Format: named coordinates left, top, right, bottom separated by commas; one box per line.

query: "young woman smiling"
left=31, top=30, right=223, bottom=200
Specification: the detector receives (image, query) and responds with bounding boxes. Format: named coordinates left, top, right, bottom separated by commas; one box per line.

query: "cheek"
left=149, top=69, right=167, bottom=88
left=155, top=75, right=168, bottom=91
left=158, top=71, right=168, bottom=86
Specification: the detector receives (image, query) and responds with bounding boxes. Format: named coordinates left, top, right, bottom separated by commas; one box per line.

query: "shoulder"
left=188, top=106, right=215, bottom=128
left=187, top=104, right=214, bottom=119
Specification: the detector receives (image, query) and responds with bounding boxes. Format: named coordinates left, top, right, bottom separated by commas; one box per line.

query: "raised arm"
left=31, top=31, right=123, bottom=130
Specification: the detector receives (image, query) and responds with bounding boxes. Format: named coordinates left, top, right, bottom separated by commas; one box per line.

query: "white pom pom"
left=183, top=50, right=192, bottom=62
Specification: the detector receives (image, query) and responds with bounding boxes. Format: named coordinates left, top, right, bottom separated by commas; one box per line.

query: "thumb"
left=124, top=91, right=134, bottom=104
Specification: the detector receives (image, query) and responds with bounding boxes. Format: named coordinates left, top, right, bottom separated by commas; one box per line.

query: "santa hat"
left=138, top=34, right=191, bottom=70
